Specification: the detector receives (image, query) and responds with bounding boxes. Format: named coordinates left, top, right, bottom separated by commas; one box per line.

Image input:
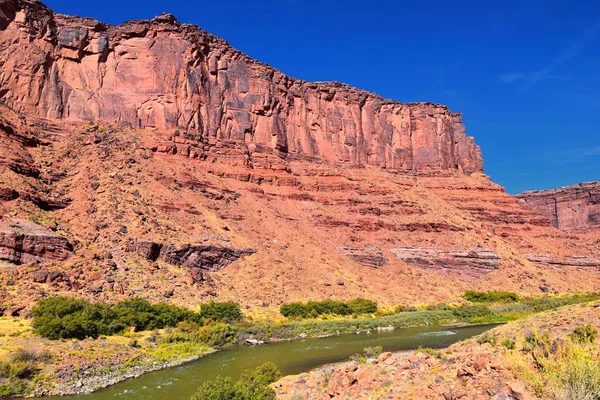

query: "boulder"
left=0, top=219, right=73, bottom=264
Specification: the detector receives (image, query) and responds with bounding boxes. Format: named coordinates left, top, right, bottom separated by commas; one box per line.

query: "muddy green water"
left=57, top=324, right=495, bottom=400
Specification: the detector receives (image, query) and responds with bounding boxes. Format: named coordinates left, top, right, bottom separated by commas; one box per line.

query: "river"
left=53, top=324, right=495, bottom=400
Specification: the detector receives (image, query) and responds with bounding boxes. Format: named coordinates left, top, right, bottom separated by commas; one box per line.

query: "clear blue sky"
left=44, top=0, right=600, bottom=193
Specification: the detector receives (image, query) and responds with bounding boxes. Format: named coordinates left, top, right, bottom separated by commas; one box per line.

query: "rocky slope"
left=516, top=182, right=600, bottom=232
left=0, top=0, right=598, bottom=314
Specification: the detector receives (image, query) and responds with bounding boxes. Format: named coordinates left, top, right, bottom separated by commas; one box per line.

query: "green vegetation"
left=31, top=297, right=242, bottom=340
left=502, top=338, right=516, bottom=350
left=463, top=290, right=519, bottom=303
left=350, top=346, right=383, bottom=364
left=191, top=362, right=281, bottom=400
left=513, top=325, right=600, bottom=400
left=464, top=292, right=600, bottom=325
left=241, top=310, right=455, bottom=342
left=568, top=324, right=597, bottom=344
left=477, top=331, right=497, bottom=346
left=416, top=346, right=442, bottom=358
left=347, top=298, right=378, bottom=314
left=279, top=298, right=377, bottom=319
left=0, top=348, right=53, bottom=398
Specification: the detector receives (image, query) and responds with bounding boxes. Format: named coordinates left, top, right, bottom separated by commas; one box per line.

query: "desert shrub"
left=191, top=362, right=280, bottom=400
left=569, top=325, right=598, bottom=344
left=502, top=338, right=517, bottom=350
left=394, top=305, right=408, bottom=313
left=350, top=346, right=383, bottom=364
left=234, top=362, right=281, bottom=400
left=477, top=332, right=497, bottom=346
left=0, top=382, right=27, bottom=397
left=514, top=334, right=600, bottom=400
left=348, top=298, right=377, bottom=314
left=416, top=346, right=442, bottom=358
left=463, top=290, right=519, bottom=303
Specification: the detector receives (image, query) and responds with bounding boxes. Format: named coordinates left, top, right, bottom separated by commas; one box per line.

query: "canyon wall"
left=516, top=182, right=600, bottom=231
left=0, top=0, right=482, bottom=173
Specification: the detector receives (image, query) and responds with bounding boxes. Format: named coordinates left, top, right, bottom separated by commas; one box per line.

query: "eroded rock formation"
left=136, top=240, right=254, bottom=281
left=0, top=219, right=73, bottom=264
left=516, top=182, right=600, bottom=231
left=391, top=247, right=501, bottom=279
left=0, top=0, right=482, bottom=173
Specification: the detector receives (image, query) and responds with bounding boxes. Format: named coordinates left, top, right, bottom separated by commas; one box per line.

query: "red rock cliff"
left=0, top=0, right=483, bottom=173
left=516, top=182, right=600, bottom=231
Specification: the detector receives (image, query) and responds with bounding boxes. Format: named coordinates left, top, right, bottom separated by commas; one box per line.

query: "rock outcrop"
left=136, top=240, right=254, bottom=281
left=391, top=247, right=501, bottom=279
left=0, top=219, right=73, bottom=264
left=525, top=253, right=600, bottom=268
left=0, top=0, right=482, bottom=173
left=338, top=246, right=388, bottom=268
left=516, top=182, right=600, bottom=231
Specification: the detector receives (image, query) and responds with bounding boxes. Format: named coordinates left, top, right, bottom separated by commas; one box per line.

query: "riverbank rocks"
left=0, top=219, right=73, bottom=264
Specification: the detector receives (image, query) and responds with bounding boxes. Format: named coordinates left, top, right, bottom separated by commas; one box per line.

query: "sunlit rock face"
left=0, top=0, right=482, bottom=174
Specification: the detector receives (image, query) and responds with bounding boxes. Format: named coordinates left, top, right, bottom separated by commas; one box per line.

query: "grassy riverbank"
left=275, top=300, right=600, bottom=399
left=239, top=292, right=600, bottom=342
left=1, top=291, right=598, bottom=397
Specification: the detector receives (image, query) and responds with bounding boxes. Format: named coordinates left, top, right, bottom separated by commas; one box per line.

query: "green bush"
left=194, top=322, right=239, bottom=347
left=463, top=290, right=519, bottom=303
left=192, top=376, right=237, bottom=400
left=197, top=301, right=243, bottom=324
left=31, top=296, right=243, bottom=340
left=279, top=302, right=310, bottom=319
left=191, top=362, right=280, bottom=400
left=569, top=325, right=598, bottom=344
left=348, top=298, right=378, bottom=314
left=451, top=305, right=492, bottom=319
left=279, top=299, right=378, bottom=319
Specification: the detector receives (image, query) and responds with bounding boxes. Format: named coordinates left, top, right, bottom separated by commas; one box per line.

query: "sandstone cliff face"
left=516, top=182, right=600, bottom=231
left=0, top=0, right=482, bottom=173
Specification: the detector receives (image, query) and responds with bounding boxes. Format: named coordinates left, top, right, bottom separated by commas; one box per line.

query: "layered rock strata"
left=516, top=182, right=600, bottom=231
left=391, top=247, right=501, bottom=279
